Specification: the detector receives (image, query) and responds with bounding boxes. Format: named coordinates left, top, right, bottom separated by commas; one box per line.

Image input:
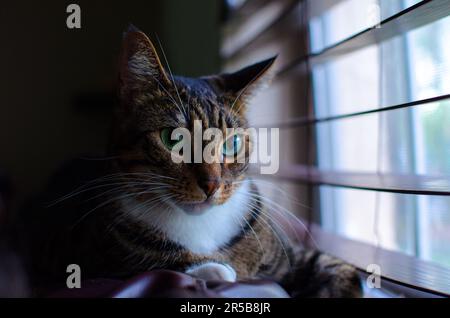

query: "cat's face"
left=110, top=27, right=275, bottom=215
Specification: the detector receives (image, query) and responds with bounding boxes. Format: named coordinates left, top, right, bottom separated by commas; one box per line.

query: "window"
left=312, top=0, right=450, bottom=268
left=222, top=0, right=450, bottom=296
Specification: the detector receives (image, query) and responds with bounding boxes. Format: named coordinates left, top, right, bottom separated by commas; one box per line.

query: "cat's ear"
left=206, top=56, right=277, bottom=113
left=119, top=25, right=171, bottom=99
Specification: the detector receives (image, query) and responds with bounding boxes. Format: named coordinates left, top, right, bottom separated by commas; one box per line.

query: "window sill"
left=295, top=222, right=450, bottom=297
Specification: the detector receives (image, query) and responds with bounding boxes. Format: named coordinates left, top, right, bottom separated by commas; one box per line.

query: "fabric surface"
left=48, top=270, right=290, bottom=298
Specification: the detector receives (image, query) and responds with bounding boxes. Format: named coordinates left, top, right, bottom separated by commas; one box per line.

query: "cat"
left=20, top=26, right=362, bottom=298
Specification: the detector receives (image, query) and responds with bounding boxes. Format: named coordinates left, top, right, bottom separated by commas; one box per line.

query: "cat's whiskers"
left=234, top=179, right=310, bottom=220
left=49, top=172, right=176, bottom=206
left=50, top=180, right=170, bottom=206
left=231, top=182, right=299, bottom=244
left=123, top=192, right=184, bottom=240
left=152, top=75, right=185, bottom=116
left=70, top=183, right=172, bottom=230
left=149, top=194, right=179, bottom=227
left=236, top=179, right=313, bottom=211
left=231, top=184, right=294, bottom=269
left=241, top=191, right=318, bottom=248
left=107, top=191, right=176, bottom=234
left=60, top=172, right=173, bottom=193
left=234, top=179, right=313, bottom=244
left=243, top=197, right=293, bottom=244
left=90, top=183, right=171, bottom=206
left=243, top=202, right=292, bottom=270
left=239, top=214, right=265, bottom=255
left=107, top=196, right=164, bottom=236
left=131, top=190, right=175, bottom=219
left=155, top=35, right=188, bottom=118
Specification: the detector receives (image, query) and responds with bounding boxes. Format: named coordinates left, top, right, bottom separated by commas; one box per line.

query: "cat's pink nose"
left=198, top=179, right=220, bottom=198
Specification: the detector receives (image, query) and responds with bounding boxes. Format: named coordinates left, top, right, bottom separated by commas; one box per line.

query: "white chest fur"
left=121, top=180, right=251, bottom=255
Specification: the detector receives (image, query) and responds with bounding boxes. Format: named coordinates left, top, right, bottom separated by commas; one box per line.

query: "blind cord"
left=373, top=24, right=384, bottom=250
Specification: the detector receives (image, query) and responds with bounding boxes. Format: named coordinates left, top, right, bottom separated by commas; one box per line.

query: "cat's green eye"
left=160, top=128, right=182, bottom=150
left=223, top=134, right=243, bottom=158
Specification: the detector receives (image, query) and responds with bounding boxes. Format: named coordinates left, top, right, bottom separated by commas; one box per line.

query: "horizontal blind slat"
left=221, top=0, right=299, bottom=59
left=278, top=0, right=450, bottom=76
left=255, top=94, right=450, bottom=128
left=250, top=164, right=450, bottom=195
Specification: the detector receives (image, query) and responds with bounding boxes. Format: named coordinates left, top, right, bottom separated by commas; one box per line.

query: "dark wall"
left=0, top=0, right=220, bottom=206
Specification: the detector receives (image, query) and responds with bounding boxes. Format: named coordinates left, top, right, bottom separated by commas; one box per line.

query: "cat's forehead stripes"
left=173, top=76, right=244, bottom=131
left=122, top=73, right=249, bottom=138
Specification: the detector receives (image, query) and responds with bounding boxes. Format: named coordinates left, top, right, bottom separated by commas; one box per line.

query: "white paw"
left=186, top=262, right=237, bottom=282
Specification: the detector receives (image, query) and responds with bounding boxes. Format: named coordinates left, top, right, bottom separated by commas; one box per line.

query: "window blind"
left=222, top=0, right=450, bottom=296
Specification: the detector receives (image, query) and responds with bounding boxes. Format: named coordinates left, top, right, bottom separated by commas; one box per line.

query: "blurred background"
left=0, top=0, right=222, bottom=207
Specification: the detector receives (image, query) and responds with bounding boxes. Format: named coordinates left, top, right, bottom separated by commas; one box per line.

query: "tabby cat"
left=22, top=26, right=362, bottom=298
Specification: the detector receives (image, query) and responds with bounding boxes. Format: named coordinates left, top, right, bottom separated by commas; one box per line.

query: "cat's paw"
left=186, top=262, right=237, bottom=282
